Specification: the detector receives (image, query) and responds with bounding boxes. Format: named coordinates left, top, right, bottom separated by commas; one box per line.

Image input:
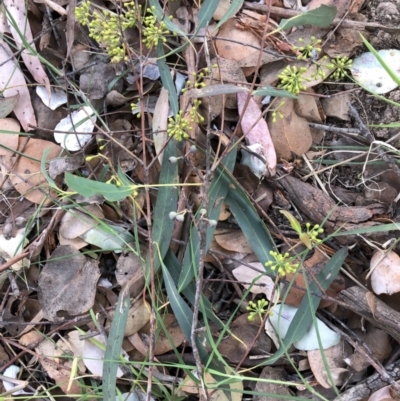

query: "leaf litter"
left=0, top=0, right=400, bottom=400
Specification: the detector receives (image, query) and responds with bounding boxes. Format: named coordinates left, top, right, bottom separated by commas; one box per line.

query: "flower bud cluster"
left=142, top=6, right=171, bottom=49
left=327, top=56, right=353, bottom=80
left=75, top=0, right=138, bottom=63
left=278, top=66, right=309, bottom=95
left=265, top=251, right=299, bottom=277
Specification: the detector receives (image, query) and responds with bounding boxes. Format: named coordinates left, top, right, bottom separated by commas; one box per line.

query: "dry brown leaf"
left=201, top=58, right=246, bottom=121
left=323, top=27, right=364, bottom=58
left=153, top=87, right=169, bottom=163
left=217, top=325, right=271, bottom=363
left=215, top=19, right=279, bottom=76
left=308, top=339, right=352, bottom=388
left=140, top=314, right=185, bottom=355
left=70, top=44, right=91, bottom=70
left=368, top=384, right=398, bottom=401
left=59, top=210, right=100, bottom=240
left=0, top=118, right=19, bottom=156
left=4, top=0, right=51, bottom=93
left=38, top=342, right=81, bottom=396
left=214, top=228, right=253, bottom=253
left=115, top=252, right=145, bottom=297
left=216, top=18, right=260, bottom=63
left=111, top=298, right=151, bottom=337
left=213, top=0, right=241, bottom=21
left=181, top=368, right=243, bottom=400
left=0, top=93, right=19, bottom=118
left=370, top=250, right=400, bottom=295
left=9, top=138, right=61, bottom=204
left=237, top=92, right=277, bottom=177
left=320, top=93, right=351, bottom=121
left=232, top=262, right=280, bottom=301
left=268, top=98, right=312, bottom=160
left=38, top=245, right=100, bottom=322
left=0, top=37, right=37, bottom=131
left=254, top=367, right=293, bottom=400
left=347, top=327, right=392, bottom=372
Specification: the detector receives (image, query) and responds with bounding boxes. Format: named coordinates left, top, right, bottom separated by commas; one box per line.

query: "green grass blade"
left=331, top=223, right=400, bottom=236
left=264, top=247, right=348, bottom=365
left=178, top=147, right=237, bottom=290
left=103, top=293, right=130, bottom=401
left=370, top=122, right=400, bottom=128
left=360, top=33, right=400, bottom=86
left=216, top=0, right=244, bottom=28
left=161, top=256, right=193, bottom=342
left=149, top=139, right=179, bottom=273
left=156, top=42, right=179, bottom=117
left=279, top=5, right=337, bottom=30
left=225, top=184, right=276, bottom=268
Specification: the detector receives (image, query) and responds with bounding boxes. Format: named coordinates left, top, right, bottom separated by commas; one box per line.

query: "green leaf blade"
left=225, top=184, right=276, bottom=269
left=65, top=172, right=133, bottom=201
left=279, top=5, right=337, bottom=30
left=149, top=139, right=179, bottom=273
left=197, top=0, right=220, bottom=30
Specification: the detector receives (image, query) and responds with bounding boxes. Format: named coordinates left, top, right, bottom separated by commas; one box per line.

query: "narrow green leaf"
left=252, top=85, right=298, bottom=99
left=117, top=165, right=133, bottom=187
left=197, top=0, right=220, bottom=30
left=225, top=184, right=276, bottom=269
left=216, top=0, right=243, bottom=28
left=156, top=41, right=179, bottom=117
left=265, top=247, right=348, bottom=365
left=150, top=139, right=178, bottom=273
left=161, top=257, right=193, bottom=342
left=370, top=122, right=400, bottom=128
left=103, top=293, right=130, bottom=401
left=279, top=5, right=337, bottom=30
left=360, top=33, right=400, bottom=87
left=65, top=172, right=133, bottom=201
left=178, top=147, right=237, bottom=290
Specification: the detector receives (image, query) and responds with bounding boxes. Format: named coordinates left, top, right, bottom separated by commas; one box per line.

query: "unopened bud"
left=169, top=156, right=180, bottom=164
left=169, top=211, right=177, bottom=220
left=175, top=214, right=185, bottom=222
left=208, top=219, right=217, bottom=228
left=199, top=208, right=207, bottom=216
left=189, top=145, right=197, bottom=153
